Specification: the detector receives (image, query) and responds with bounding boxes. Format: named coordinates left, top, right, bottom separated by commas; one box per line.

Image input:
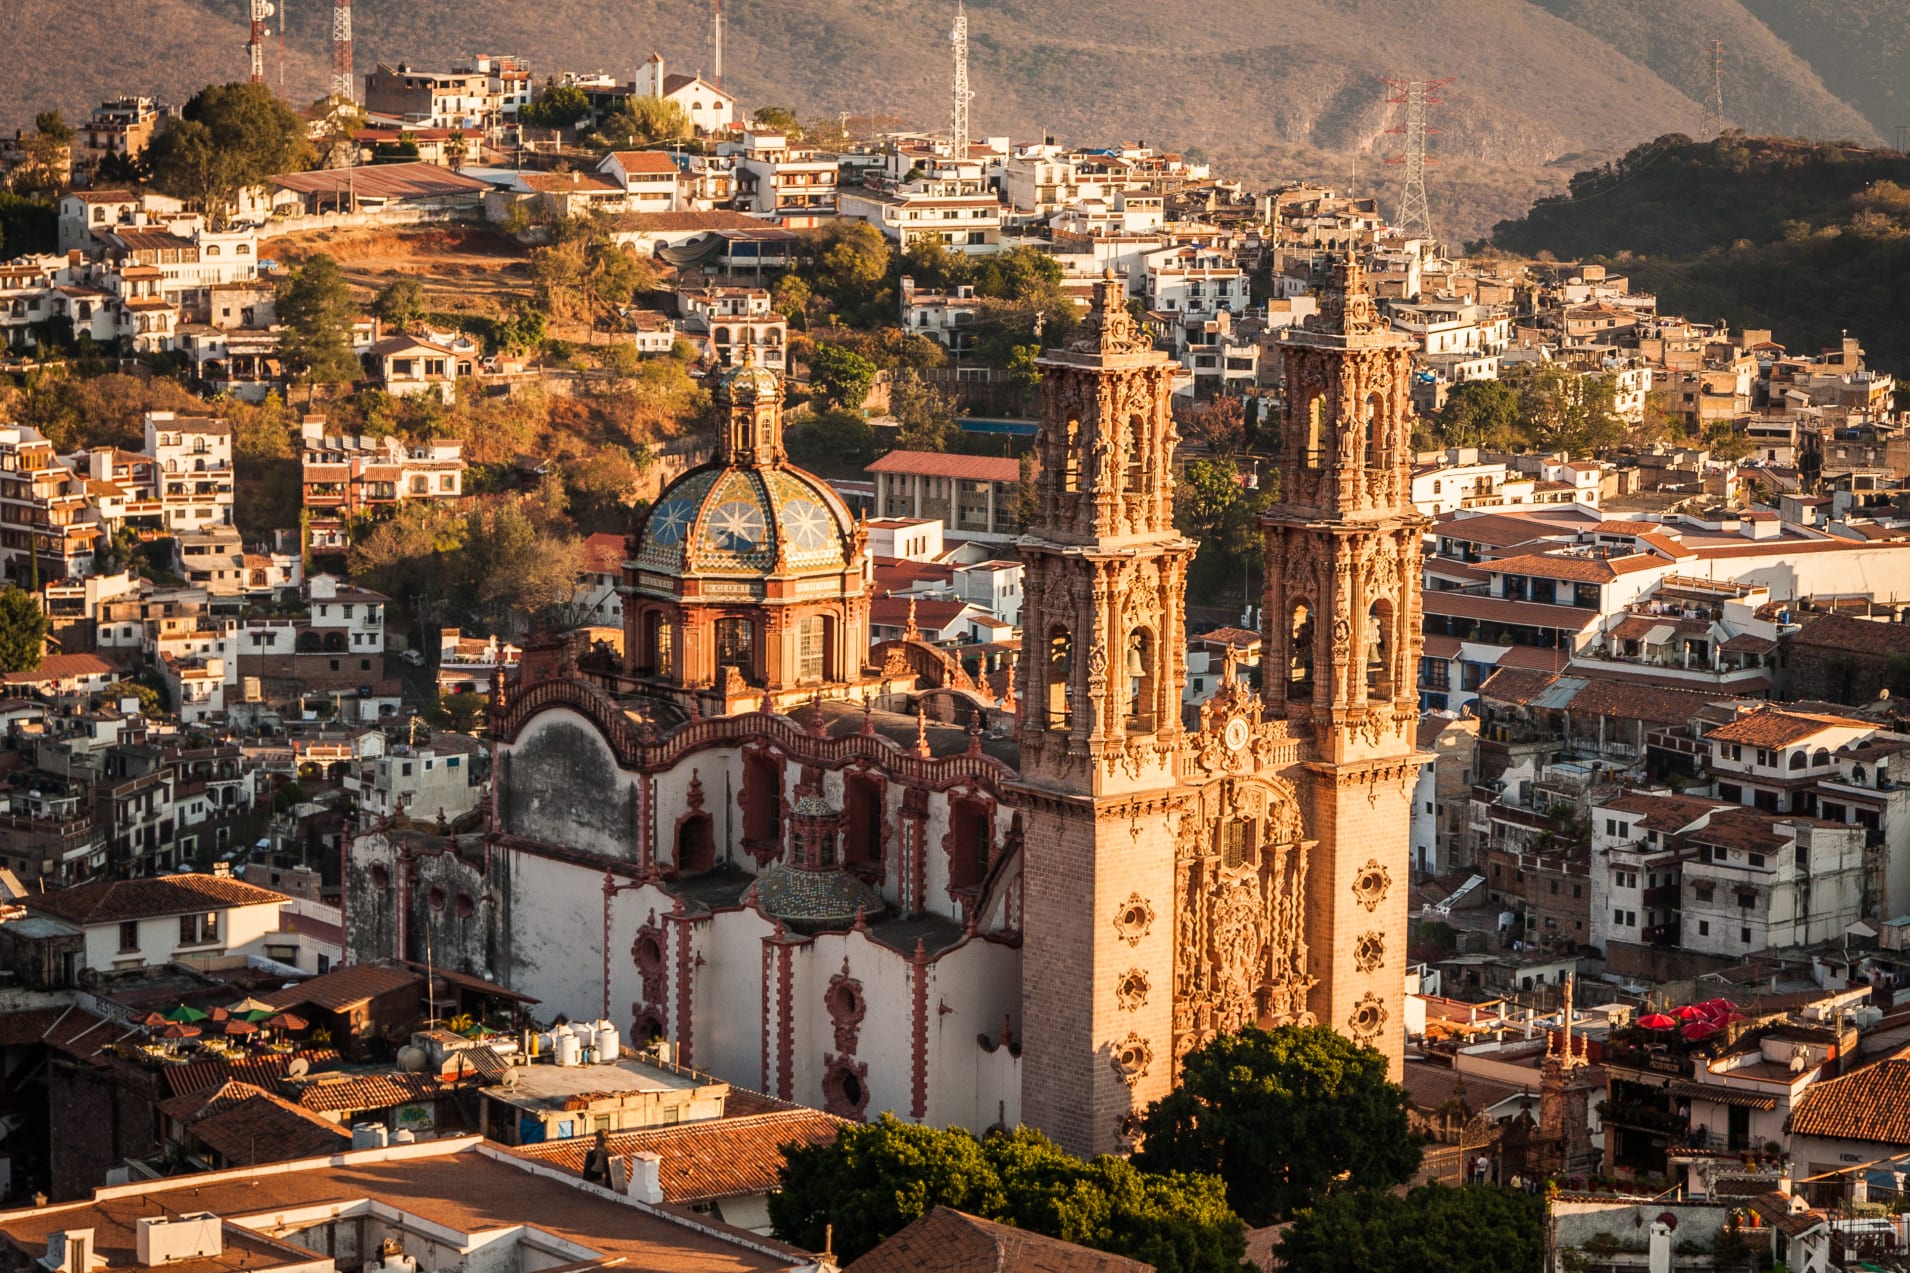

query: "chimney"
left=45, top=1229, right=94, bottom=1273
left=626, top=1150, right=664, bottom=1204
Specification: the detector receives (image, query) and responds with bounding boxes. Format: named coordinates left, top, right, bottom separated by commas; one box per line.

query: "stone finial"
left=904, top=597, right=920, bottom=641
left=965, top=710, right=983, bottom=757
left=860, top=691, right=875, bottom=735
left=913, top=704, right=931, bottom=758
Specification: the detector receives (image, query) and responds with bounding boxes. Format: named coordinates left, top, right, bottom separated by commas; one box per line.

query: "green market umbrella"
left=165, top=1004, right=209, bottom=1024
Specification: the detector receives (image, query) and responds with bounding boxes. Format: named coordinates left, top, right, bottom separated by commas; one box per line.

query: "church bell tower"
left=1015, top=272, right=1192, bottom=1156
left=1262, top=250, right=1427, bottom=1071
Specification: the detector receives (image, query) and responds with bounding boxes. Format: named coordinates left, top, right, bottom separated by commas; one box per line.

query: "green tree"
left=601, top=96, right=692, bottom=144
left=750, top=105, right=803, bottom=139
left=1133, top=1025, right=1421, bottom=1226
left=786, top=408, right=877, bottom=471
left=1175, top=395, right=1248, bottom=459
left=891, top=368, right=958, bottom=451
left=768, top=1115, right=1244, bottom=1273
left=373, top=277, right=428, bottom=333
left=452, top=502, right=586, bottom=633
left=0, top=588, right=50, bottom=672
left=425, top=692, right=487, bottom=734
left=519, top=83, right=591, bottom=130
left=227, top=393, right=303, bottom=534
left=1506, top=362, right=1625, bottom=455
left=1433, top=378, right=1522, bottom=449
left=530, top=217, right=658, bottom=324
left=148, top=82, right=313, bottom=219
left=104, top=679, right=162, bottom=716
left=1278, top=1184, right=1543, bottom=1273
left=795, top=220, right=893, bottom=323
left=276, top=255, right=361, bottom=389
left=770, top=273, right=813, bottom=327
left=807, top=342, right=878, bottom=408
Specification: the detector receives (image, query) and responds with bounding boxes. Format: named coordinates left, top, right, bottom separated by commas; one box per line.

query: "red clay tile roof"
left=1788, top=1056, right=1910, bottom=1146
left=162, top=1080, right=354, bottom=1164
left=1, top=653, right=122, bottom=685
left=283, top=1070, right=443, bottom=1112
left=262, top=962, right=421, bottom=1012
left=1488, top=551, right=1662, bottom=583
left=29, top=874, right=287, bottom=925
left=581, top=531, right=627, bottom=575
left=843, top=1207, right=1153, bottom=1273
left=609, top=210, right=782, bottom=233
left=163, top=1049, right=342, bottom=1098
left=1477, top=667, right=1559, bottom=706
left=1567, top=677, right=1732, bottom=726
left=866, top=450, right=1021, bottom=483
left=1421, top=591, right=1600, bottom=631
left=1706, top=707, right=1871, bottom=748
left=512, top=1108, right=844, bottom=1203
left=272, top=161, right=490, bottom=199
left=1789, top=612, right=1910, bottom=659
left=606, top=150, right=678, bottom=175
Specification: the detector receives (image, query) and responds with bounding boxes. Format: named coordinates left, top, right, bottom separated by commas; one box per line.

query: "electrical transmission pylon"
left=247, top=0, right=275, bottom=85
left=329, top=0, right=353, bottom=101
left=1699, top=39, right=1725, bottom=139
left=1382, top=76, right=1452, bottom=242
left=949, top=0, right=972, bottom=160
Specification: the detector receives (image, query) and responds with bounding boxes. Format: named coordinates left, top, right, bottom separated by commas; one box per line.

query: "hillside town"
left=1, top=10, right=1909, bottom=1273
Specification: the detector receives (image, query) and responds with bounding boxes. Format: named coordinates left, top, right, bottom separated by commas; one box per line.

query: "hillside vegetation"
left=1492, top=134, right=1910, bottom=370
left=13, top=0, right=1910, bottom=240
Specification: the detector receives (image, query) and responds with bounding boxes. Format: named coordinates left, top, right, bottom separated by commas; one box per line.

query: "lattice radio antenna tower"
left=1699, top=39, right=1725, bottom=139
left=330, top=0, right=354, bottom=102
left=247, top=0, right=275, bottom=85
left=1382, top=77, right=1452, bottom=242
left=949, top=0, right=972, bottom=160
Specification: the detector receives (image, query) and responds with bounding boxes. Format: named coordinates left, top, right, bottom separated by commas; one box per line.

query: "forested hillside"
left=1492, top=135, right=1910, bottom=371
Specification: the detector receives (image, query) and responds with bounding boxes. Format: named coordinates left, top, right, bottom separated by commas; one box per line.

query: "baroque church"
left=344, top=255, right=1428, bottom=1156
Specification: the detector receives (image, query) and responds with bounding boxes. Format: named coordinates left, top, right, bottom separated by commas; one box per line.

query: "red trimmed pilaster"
left=910, top=937, right=929, bottom=1121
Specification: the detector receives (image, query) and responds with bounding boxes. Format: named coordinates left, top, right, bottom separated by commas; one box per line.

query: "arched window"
left=947, top=797, right=991, bottom=893
left=1288, top=602, right=1315, bottom=696
left=676, top=813, right=714, bottom=873
left=641, top=611, right=674, bottom=677
left=1046, top=626, right=1073, bottom=731
left=1126, top=627, right=1157, bottom=733
left=1222, top=817, right=1257, bottom=870
left=323, top=631, right=347, bottom=653
left=715, top=617, right=755, bottom=681
left=1062, top=418, right=1081, bottom=492
left=742, top=753, right=782, bottom=856
left=843, top=775, right=883, bottom=875
left=1124, top=416, right=1147, bottom=492
left=796, top=614, right=826, bottom=682
left=1366, top=599, right=1394, bottom=699
left=236, top=243, right=251, bottom=254
left=1788, top=750, right=1808, bottom=771
left=1365, top=392, right=1387, bottom=468
left=1304, top=396, right=1325, bottom=468
left=1812, top=748, right=1831, bottom=767
left=713, top=325, right=731, bottom=346
left=204, top=244, right=221, bottom=256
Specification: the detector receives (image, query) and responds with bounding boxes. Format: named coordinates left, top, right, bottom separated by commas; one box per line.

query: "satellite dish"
left=287, top=1056, right=310, bottom=1079
left=499, top=1068, right=520, bottom=1091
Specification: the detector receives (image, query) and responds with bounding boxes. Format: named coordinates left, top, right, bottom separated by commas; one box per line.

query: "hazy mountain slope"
left=1529, top=0, right=1880, bottom=143
left=9, top=0, right=1903, bottom=241
left=1739, top=0, right=1910, bottom=144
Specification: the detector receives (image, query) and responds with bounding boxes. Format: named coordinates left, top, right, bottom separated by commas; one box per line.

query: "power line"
left=1381, top=76, right=1453, bottom=242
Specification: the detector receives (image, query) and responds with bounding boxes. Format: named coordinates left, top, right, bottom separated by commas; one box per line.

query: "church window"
left=1046, top=626, right=1073, bottom=731
left=676, top=813, right=715, bottom=874
left=1288, top=602, right=1315, bottom=697
left=948, top=798, right=991, bottom=893
left=1365, top=391, right=1388, bottom=467
left=1126, top=627, right=1157, bottom=733
left=796, top=614, right=825, bottom=681
left=843, top=775, right=883, bottom=874
left=1303, top=396, right=1325, bottom=468
left=641, top=611, right=674, bottom=678
left=716, top=617, right=755, bottom=679
left=742, top=754, right=782, bottom=856
left=1222, top=818, right=1257, bottom=870
left=1366, top=599, right=1394, bottom=700
left=1124, top=415, right=1147, bottom=492
left=1062, top=418, right=1081, bottom=492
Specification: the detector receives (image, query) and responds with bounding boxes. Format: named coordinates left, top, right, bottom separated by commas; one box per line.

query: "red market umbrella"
left=158, top=1023, right=202, bottom=1040
left=1676, top=1005, right=1706, bottom=1021
left=1639, top=1013, right=1677, bottom=1030
left=1682, top=1021, right=1718, bottom=1042
left=206, top=1007, right=230, bottom=1022
left=219, top=1019, right=258, bottom=1037
left=139, top=1012, right=170, bottom=1029
left=264, top=1013, right=308, bottom=1032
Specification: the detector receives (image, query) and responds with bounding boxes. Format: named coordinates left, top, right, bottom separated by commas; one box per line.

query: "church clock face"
left=705, top=500, right=767, bottom=551
left=648, top=496, right=695, bottom=546
left=781, top=498, right=832, bottom=550
left=1223, top=717, right=1250, bottom=751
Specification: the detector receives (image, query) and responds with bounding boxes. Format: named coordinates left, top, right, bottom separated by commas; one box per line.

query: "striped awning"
left=1669, top=1080, right=1777, bottom=1111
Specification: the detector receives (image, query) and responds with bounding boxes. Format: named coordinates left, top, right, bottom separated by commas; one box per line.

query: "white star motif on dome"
left=706, top=500, right=766, bottom=551
left=649, top=497, right=693, bottom=546
left=782, top=499, right=832, bottom=551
